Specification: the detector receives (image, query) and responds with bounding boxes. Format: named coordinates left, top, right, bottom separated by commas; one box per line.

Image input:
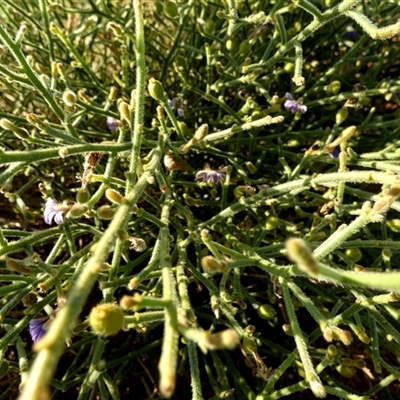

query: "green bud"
left=89, top=303, right=124, bottom=336
left=326, top=344, right=337, bottom=360
left=336, top=364, right=356, bottom=378
left=154, top=1, right=163, bottom=15
left=242, top=336, right=257, bottom=354
left=327, top=80, right=341, bottom=94
left=265, top=215, right=279, bottom=231
left=225, top=38, right=237, bottom=52
left=148, top=78, right=165, bottom=101
left=76, top=188, right=90, bottom=203
left=97, top=205, right=115, bottom=220
left=105, top=188, right=124, bottom=205
left=118, top=101, right=131, bottom=125
left=204, top=20, right=215, bottom=34
left=0, top=118, right=30, bottom=139
left=344, top=248, right=362, bottom=262
left=285, top=238, right=317, bottom=275
left=177, top=121, right=189, bottom=137
left=68, top=203, right=89, bottom=218
left=257, top=304, right=276, bottom=320
left=335, top=107, right=348, bottom=125
left=239, top=40, right=251, bottom=54
left=164, top=1, right=179, bottom=18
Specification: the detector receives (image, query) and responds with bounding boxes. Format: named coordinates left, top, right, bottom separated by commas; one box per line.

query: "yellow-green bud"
left=257, top=304, right=276, bottom=320
left=118, top=101, right=131, bottom=125
left=285, top=238, right=318, bottom=275
left=164, top=1, right=179, bottom=18
left=336, top=364, right=356, bottom=378
left=177, top=121, right=189, bottom=137
left=326, top=344, right=337, bottom=360
left=148, top=78, right=165, bottom=101
left=89, top=303, right=124, bottom=336
left=344, top=248, right=362, bottom=262
left=327, top=80, right=341, bottom=94
left=387, top=219, right=400, bottom=232
left=68, top=203, right=89, bottom=218
left=97, top=205, right=115, bottom=220
left=265, top=215, right=279, bottom=231
left=225, top=38, right=237, bottom=52
left=193, top=124, right=209, bottom=141
left=335, top=107, right=348, bottom=125
left=0, top=119, right=30, bottom=139
left=76, top=188, right=90, bottom=203
left=105, top=188, right=124, bottom=205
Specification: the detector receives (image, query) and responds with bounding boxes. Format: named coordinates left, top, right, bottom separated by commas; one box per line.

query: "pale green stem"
left=126, top=0, right=146, bottom=192
left=280, top=278, right=325, bottom=398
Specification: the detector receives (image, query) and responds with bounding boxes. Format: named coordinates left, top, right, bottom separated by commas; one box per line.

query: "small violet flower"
left=195, top=166, right=227, bottom=185
left=284, top=93, right=307, bottom=114
left=329, top=149, right=340, bottom=158
left=106, top=117, right=119, bottom=132
left=43, top=198, right=67, bottom=225
left=167, top=97, right=185, bottom=117
left=29, top=318, right=48, bottom=343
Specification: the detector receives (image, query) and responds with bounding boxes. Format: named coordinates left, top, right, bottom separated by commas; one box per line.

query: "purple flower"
left=177, top=108, right=185, bottom=117
left=29, top=318, right=48, bottom=343
left=106, top=117, right=119, bottom=131
left=43, top=198, right=67, bottom=225
left=195, top=166, right=227, bottom=184
left=329, top=149, right=340, bottom=158
left=284, top=93, right=307, bottom=114
left=345, top=30, right=359, bottom=41
left=167, top=98, right=178, bottom=109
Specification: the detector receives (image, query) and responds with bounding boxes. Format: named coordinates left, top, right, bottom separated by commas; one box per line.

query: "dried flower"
left=284, top=93, right=307, bottom=114
left=29, top=318, right=48, bottom=343
left=195, top=165, right=227, bottom=184
left=43, top=198, right=69, bottom=225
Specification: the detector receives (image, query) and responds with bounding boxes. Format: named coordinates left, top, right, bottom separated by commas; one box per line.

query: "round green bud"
left=177, top=121, right=189, bottom=137
left=164, top=1, right=178, bottom=18
left=336, top=364, right=356, bottom=378
left=239, top=40, right=251, bottom=54
left=154, top=1, right=163, bottom=15
left=204, top=20, right=215, bottom=34
left=257, top=304, right=276, bottom=320
left=76, top=188, right=90, bottom=203
left=344, top=248, right=362, bottom=262
left=89, top=303, right=124, bottom=336
left=335, top=107, right=348, bottom=125
left=97, top=205, right=115, bottom=220
left=148, top=78, right=165, bottom=101
left=328, top=80, right=341, bottom=94
left=265, top=215, right=279, bottom=231
left=225, top=38, right=237, bottom=52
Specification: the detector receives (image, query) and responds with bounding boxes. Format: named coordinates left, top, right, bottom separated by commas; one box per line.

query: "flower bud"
left=327, top=80, right=341, bottom=94
left=265, top=215, right=279, bottom=231
left=201, top=256, right=226, bottom=274
left=285, top=238, right=318, bottom=275
left=76, top=188, right=90, bottom=203
left=89, top=303, right=124, bottom=336
left=0, top=119, right=30, bottom=139
left=193, top=124, right=208, bottom=141
left=336, top=364, right=356, bottom=378
left=97, top=205, right=115, bottom=220
left=148, top=78, right=165, bottom=101
left=127, top=277, right=140, bottom=290
left=344, top=248, right=362, bottom=262
left=335, top=107, right=348, bottom=125
left=105, top=188, right=124, bottom=205
left=257, top=304, right=276, bottom=320
left=68, top=203, right=89, bottom=218
left=118, top=101, right=131, bottom=125
left=205, top=329, right=240, bottom=351
left=6, top=258, right=31, bottom=274
left=62, top=90, right=76, bottom=107
left=164, top=1, right=178, bottom=18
